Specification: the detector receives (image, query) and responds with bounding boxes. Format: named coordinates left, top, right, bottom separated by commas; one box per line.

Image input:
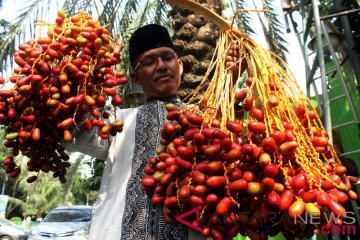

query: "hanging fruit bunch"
left=141, top=0, right=359, bottom=239
left=0, top=10, right=127, bottom=183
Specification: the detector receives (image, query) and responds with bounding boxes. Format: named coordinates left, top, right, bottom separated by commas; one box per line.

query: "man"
left=63, top=24, right=241, bottom=240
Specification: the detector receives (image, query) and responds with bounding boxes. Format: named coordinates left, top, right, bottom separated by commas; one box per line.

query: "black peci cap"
left=129, top=24, right=175, bottom=65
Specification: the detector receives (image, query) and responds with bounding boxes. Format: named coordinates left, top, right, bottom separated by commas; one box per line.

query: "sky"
left=235, top=1, right=307, bottom=92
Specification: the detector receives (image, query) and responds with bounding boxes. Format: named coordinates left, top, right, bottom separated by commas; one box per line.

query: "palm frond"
left=119, top=0, right=143, bottom=31
left=62, top=154, right=83, bottom=195
left=62, top=0, right=77, bottom=15
left=25, top=174, right=71, bottom=213
left=154, top=0, right=170, bottom=25
left=62, top=0, right=97, bottom=16
left=0, top=18, right=11, bottom=73
left=99, top=0, right=126, bottom=35
left=62, top=0, right=104, bottom=20
left=137, top=0, right=151, bottom=28
left=0, top=0, right=56, bottom=75
left=261, top=0, right=288, bottom=61
left=7, top=196, right=27, bottom=209
left=230, top=0, right=254, bottom=36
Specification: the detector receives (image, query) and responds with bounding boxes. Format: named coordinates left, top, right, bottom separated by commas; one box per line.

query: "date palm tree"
left=169, top=0, right=223, bottom=100
left=0, top=0, right=288, bottom=80
left=0, top=0, right=290, bottom=192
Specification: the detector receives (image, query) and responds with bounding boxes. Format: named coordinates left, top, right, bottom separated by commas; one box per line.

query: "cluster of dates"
left=142, top=79, right=358, bottom=240
left=0, top=10, right=126, bottom=183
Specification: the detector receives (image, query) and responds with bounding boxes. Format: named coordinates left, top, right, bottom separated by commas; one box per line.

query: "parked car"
left=0, top=217, right=29, bottom=240
left=29, top=205, right=93, bottom=240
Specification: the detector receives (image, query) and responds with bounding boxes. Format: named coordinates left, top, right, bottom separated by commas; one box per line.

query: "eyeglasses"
left=134, top=51, right=178, bottom=71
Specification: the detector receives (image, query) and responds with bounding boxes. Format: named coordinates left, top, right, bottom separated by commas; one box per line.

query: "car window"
left=43, top=209, right=92, bottom=222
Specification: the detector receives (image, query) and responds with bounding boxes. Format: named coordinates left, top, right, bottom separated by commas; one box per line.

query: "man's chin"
left=153, top=88, right=177, bottom=98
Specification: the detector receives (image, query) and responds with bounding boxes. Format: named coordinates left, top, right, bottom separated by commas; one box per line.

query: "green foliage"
left=0, top=19, right=10, bottom=72
left=6, top=196, right=27, bottom=219
left=22, top=175, right=74, bottom=218
left=254, top=0, right=288, bottom=64
left=10, top=216, right=22, bottom=222
left=0, top=130, right=12, bottom=198
left=230, top=0, right=255, bottom=36
left=0, top=129, right=11, bottom=159
left=0, top=0, right=292, bottom=221
left=0, top=129, right=102, bottom=218
left=0, top=0, right=55, bottom=72
left=0, top=19, right=10, bottom=41
left=71, top=159, right=104, bottom=205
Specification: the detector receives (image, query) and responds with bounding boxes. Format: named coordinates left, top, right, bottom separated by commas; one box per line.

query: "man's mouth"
left=155, top=74, right=173, bottom=82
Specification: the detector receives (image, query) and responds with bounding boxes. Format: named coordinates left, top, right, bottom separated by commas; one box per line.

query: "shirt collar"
left=144, top=95, right=181, bottom=104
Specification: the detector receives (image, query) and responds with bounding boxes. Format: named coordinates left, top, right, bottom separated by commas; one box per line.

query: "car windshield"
left=43, top=208, right=92, bottom=222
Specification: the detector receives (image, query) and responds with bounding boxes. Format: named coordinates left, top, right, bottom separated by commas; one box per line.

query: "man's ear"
left=130, top=72, right=141, bottom=85
left=178, top=58, right=184, bottom=76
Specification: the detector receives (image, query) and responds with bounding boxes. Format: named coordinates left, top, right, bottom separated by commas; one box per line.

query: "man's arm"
left=61, top=118, right=111, bottom=160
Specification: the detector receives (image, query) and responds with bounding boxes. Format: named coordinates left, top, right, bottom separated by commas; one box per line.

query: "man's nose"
left=155, top=56, right=167, bottom=69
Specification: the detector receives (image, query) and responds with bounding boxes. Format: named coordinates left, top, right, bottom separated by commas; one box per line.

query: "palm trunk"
left=170, top=0, right=224, bottom=101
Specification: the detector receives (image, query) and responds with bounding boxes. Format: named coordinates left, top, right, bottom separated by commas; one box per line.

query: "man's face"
left=130, top=47, right=183, bottom=99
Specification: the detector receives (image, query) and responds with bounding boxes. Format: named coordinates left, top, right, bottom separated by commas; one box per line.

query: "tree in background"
left=0, top=129, right=28, bottom=219
left=0, top=0, right=289, bottom=80
left=21, top=174, right=72, bottom=219
left=0, top=129, right=11, bottom=195
left=1, top=128, right=101, bottom=219
left=0, top=0, right=297, bottom=218
left=71, top=159, right=104, bottom=206
left=170, top=0, right=223, bottom=100
left=0, top=19, right=10, bottom=72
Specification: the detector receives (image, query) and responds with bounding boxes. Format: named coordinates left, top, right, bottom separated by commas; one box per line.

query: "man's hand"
left=114, top=38, right=124, bottom=53
left=225, top=45, right=248, bottom=77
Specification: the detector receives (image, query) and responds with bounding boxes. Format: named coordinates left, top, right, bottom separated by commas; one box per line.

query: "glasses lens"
left=141, top=57, right=156, bottom=68
left=137, top=51, right=177, bottom=70
left=160, top=52, right=176, bottom=62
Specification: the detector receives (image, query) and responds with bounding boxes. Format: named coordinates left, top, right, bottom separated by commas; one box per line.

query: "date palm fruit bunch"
left=142, top=1, right=358, bottom=239
left=0, top=10, right=127, bottom=183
